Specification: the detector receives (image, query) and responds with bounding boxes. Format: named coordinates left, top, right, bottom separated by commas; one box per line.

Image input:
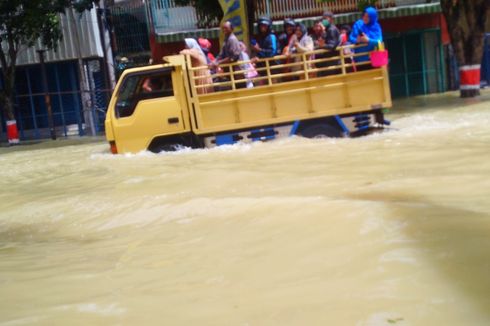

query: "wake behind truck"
left=105, top=45, right=392, bottom=154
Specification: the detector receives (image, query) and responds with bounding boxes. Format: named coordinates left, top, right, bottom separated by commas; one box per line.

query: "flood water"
left=1, top=91, right=490, bottom=325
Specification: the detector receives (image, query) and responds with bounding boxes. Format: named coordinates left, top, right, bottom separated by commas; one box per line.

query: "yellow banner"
left=219, top=0, right=249, bottom=46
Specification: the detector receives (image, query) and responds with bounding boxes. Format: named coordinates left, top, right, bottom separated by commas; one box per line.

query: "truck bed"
left=179, top=48, right=392, bottom=135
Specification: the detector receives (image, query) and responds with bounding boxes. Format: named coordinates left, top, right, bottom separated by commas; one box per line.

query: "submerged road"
left=1, top=91, right=490, bottom=325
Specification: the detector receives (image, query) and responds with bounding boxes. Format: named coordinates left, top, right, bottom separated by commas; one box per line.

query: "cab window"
left=116, top=70, right=174, bottom=118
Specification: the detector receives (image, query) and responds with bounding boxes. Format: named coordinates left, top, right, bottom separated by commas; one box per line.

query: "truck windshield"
left=116, top=70, right=174, bottom=118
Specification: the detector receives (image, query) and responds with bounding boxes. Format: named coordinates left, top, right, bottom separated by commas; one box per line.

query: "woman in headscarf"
left=349, top=7, right=383, bottom=65
left=288, top=23, right=314, bottom=79
left=180, top=38, right=213, bottom=94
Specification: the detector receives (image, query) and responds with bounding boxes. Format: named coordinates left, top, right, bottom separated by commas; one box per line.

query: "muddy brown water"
left=1, top=91, right=490, bottom=325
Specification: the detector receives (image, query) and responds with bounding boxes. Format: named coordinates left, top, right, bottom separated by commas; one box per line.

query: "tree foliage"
left=174, top=0, right=224, bottom=28
left=0, top=0, right=95, bottom=120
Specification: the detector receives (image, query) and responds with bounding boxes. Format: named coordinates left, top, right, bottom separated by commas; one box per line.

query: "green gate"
left=385, top=29, right=445, bottom=98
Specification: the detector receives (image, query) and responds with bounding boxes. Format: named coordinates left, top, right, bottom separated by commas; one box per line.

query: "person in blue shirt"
left=349, top=6, right=383, bottom=65
left=252, top=16, right=277, bottom=84
left=252, top=16, right=277, bottom=59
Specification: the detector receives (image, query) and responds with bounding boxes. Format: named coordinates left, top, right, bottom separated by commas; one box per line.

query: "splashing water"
left=1, top=91, right=490, bottom=325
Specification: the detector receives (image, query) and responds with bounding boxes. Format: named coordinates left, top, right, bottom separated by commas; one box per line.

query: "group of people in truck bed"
left=180, top=7, right=383, bottom=94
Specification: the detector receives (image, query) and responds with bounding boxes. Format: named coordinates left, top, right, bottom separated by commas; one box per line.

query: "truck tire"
left=300, top=123, right=343, bottom=139
left=150, top=143, right=184, bottom=153
left=148, top=134, right=195, bottom=153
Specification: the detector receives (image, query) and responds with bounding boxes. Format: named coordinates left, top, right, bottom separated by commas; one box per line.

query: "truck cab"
left=105, top=45, right=392, bottom=154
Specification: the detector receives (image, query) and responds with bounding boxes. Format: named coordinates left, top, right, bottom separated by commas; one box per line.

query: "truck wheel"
left=150, top=143, right=183, bottom=153
left=300, top=124, right=343, bottom=139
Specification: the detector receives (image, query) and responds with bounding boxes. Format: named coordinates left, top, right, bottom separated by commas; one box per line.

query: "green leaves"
left=0, top=0, right=96, bottom=118
left=174, top=0, right=224, bottom=28
left=0, top=0, right=95, bottom=52
left=72, top=0, right=97, bottom=13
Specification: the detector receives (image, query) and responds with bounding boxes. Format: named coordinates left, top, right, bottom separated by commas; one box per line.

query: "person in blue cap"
left=349, top=6, right=383, bottom=66
left=252, top=16, right=277, bottom=59
left=252, top=16, right=277, bottom=84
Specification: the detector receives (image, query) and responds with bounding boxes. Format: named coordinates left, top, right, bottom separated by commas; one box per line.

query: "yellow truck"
left=105, top=45, right=392, bottom=154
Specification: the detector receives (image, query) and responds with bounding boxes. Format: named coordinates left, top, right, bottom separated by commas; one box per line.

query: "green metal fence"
left=110, top=2, right=150, bottom=56
left=385, top=28, right=445, bottom=98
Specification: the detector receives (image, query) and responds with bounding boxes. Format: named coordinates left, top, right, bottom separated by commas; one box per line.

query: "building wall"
left=386, top=29, right=445, bottom=97
left=382, top=13, right=450, bottom=44
left=0, top=58, right=109, bottom=141
left=1, top=8, right=104, bottom=67
left=0, top=7, right=115, bottom=141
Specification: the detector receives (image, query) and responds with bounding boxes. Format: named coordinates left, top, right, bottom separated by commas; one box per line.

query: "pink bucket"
left=370, top=50, right=389, bottom=67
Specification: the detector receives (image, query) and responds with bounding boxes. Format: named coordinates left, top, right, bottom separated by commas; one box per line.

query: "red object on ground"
left=6, top=120, right=19, bottom=144
left=459, top=65, right=481, bottom=90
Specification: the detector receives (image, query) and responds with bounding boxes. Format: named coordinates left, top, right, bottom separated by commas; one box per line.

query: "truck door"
left=111, top=67, right=188, bottom=153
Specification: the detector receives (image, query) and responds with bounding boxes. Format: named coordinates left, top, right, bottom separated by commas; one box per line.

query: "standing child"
left=340, top=25, right=356, bottom=72
left=239, top=42, right=258, bottom=88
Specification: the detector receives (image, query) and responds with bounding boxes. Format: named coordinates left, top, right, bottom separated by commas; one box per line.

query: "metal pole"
left=437, top=29, right=446, bottom=93
left=96, top=2, right=112, bottom=101
left=25, top=68, right=40, bottom=139
left=402, top=37, right=409, bottom=97
left=68, top=8, right=95, bottom=136
left=37, top=49, right=56, bottom=140
left=54, top=65, right=67, bottom=137
left=420, top=32, right=428, bottom=95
